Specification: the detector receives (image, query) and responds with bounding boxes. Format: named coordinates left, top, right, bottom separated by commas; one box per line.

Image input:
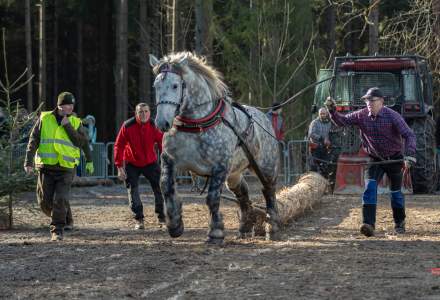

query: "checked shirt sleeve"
left=330, top=110, right=361, bottom=127
left=393, top=116, right=416, bottom=156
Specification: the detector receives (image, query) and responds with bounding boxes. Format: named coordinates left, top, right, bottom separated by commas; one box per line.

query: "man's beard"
left=320, top=117, right=329, bottom=123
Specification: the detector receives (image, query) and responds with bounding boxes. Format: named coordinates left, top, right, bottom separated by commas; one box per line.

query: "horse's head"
left=149, top=54, right=189, bottom=132
left=150, top=52, right=228, bottom=132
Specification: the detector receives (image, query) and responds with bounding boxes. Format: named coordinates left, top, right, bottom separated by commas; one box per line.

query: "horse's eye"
left=172, top=84, right=178, bottom=90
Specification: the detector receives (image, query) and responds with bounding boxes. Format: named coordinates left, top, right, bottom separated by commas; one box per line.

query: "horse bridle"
left=156, top=64, right=186, bottom=113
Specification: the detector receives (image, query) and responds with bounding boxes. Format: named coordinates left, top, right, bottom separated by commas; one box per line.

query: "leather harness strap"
left=174, top=98, right=226, bottom=132
left=221, top=116, right=270, bottom=187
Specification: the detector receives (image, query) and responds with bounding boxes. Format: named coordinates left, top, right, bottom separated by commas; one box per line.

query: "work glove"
left=404, top=156, right=417, bottom=169
left=324, top=97, right=336, bottom=113
left=85, top=162, right=94, bottom=175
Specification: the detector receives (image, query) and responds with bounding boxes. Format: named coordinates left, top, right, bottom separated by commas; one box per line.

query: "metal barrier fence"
left=78, top=143, right=107, bottom=178
left=12, top=143, right=27, bottom=160
left=285, top=140, right=309, bottom=185
left=11, top=140, right=310, bottom=185
left=106, top=142, right=117, bottom=178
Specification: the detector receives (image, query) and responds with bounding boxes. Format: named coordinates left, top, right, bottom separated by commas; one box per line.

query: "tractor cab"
left=313, top=55, right=437, bottom=194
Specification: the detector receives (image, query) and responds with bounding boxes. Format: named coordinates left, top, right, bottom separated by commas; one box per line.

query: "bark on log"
left=250, top=172, right=328, bottom=235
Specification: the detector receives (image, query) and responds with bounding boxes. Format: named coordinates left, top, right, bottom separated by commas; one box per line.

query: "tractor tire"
left=409, top=117, right=437, bottom=194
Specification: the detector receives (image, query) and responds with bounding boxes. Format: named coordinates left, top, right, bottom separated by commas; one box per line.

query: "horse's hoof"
left=264, top=222, right=282, bottom=241
left=206, top=237, right=224, bottom=245
left=239, top=222, right=254, bottom=235
left=168, top=221, right=184, bottom=238
left=265, top=230, right=282, bottom=241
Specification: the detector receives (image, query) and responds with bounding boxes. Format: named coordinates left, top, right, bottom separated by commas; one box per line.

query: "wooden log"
left=250, top=172, right=328, bottom=235
left=0, top=195, right=12, bottom=230
left=272, top=172, right=328, bottom=225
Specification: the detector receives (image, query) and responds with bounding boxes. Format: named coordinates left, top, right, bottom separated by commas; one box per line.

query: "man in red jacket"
left=114, top=103, right=165, bottom=229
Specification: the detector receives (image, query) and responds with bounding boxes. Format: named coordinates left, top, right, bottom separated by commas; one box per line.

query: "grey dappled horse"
left=149, top=51, right=281, bottom=243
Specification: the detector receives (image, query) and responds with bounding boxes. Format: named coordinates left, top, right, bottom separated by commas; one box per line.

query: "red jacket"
left=114, top=117, right=163, bottom=168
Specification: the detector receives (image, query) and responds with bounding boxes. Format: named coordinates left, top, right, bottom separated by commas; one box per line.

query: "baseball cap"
left=361, top=87, right=383, bottom=101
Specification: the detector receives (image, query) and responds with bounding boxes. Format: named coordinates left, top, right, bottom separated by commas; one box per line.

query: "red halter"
left=174, top=98, right=226, bottom=133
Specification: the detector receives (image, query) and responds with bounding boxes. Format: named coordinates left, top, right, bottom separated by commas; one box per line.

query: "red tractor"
left=313, top=55, right=437, bottom=194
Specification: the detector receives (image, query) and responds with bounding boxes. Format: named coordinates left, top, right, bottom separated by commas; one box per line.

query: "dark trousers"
left=310, top=146, right=338, bottom=191
left=36, top=169, right=74, bottom=233
left=125, top=162, right=164, bottom=220
left=367, top=155, right=404, bottom=193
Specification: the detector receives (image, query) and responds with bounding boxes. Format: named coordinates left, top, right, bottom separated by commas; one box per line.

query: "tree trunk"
left=368, top=0, right=379, bottom=55
left=139, top=0, right=151, bottom=104
left=165, top=0, right=173, bottom=53
left=344, top=6, right=353, bottom=55
left=25, top=0, right=33, bottom=111
left=326, top=2, right=336, bottom=62
left=38, top=0, right=46, bottom=108
left=195, top=0, right=213, bottom=62
left=99, top=0, right=111, bottom=141
left=53, top=0, right=58, bottom=104
left=249, top=0, right=255, bottom=104
left=433, top=0, right=440, bottom=36
left=150, top=0, right=162, bottom=57
left=171, top=0, right=178, bottom=52
left=76, top=19, right=83, bottom=117
left=115, top=0, right=128, bottom=133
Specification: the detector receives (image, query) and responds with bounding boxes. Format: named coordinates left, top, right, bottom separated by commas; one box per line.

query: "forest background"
left=1, top=0, right=440, bottom=142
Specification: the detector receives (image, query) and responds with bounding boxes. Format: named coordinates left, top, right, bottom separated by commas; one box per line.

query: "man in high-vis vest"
left=24, top=92, right=94, bottom=241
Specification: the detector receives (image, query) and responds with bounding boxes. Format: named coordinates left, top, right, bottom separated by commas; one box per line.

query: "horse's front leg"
left=160, top=153, right=184, bottom=238
left=206, top=165, right=228, bottom=244
left=262, top=183, right=281, bottom=241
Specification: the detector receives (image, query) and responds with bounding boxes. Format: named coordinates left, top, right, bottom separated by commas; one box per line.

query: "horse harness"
left=157, top=64, right=270, bottom=187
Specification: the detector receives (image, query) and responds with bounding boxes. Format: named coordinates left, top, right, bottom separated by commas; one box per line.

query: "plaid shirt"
left=330, top=107, right=416, bottom=158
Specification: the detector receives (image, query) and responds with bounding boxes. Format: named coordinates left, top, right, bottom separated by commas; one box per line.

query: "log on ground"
left=250, top=172, right=328, bottom=234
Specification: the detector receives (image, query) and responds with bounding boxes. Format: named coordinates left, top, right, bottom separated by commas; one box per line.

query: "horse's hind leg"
left=227, top=175, right=255, bottom=238
left=262, top=182, right=281, bottom=241
left=160, top=153, right=184, bottom=238
left=206, top=165, right=228, bottom=244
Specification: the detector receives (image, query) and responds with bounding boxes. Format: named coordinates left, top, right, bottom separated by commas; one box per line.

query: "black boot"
left=360, top=204, right=376, bottom=237
left=392, top=207, right=406, bottom=234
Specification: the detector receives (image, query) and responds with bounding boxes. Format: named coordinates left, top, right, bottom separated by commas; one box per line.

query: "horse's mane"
left=153, top=51, right=229, bottom=100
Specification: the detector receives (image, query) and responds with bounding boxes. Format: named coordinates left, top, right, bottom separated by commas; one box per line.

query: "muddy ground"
left=1, top=180, right=440, bottom=299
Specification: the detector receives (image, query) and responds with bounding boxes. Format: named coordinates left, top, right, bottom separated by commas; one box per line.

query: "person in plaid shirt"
left=325, top=87, right=416, bottom=237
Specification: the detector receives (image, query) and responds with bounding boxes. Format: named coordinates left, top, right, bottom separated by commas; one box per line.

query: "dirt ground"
left=1, top=180, right=440, bottom=300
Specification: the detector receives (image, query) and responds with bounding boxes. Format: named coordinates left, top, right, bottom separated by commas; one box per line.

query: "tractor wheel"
left=409, top=117, right=437, bottom=194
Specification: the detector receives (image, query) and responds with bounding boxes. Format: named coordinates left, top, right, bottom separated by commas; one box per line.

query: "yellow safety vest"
left=35, top=111, right=81, bottom=169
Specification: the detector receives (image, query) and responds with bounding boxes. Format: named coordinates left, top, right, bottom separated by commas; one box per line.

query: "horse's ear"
left=149, top=54, right=160, bottom=68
